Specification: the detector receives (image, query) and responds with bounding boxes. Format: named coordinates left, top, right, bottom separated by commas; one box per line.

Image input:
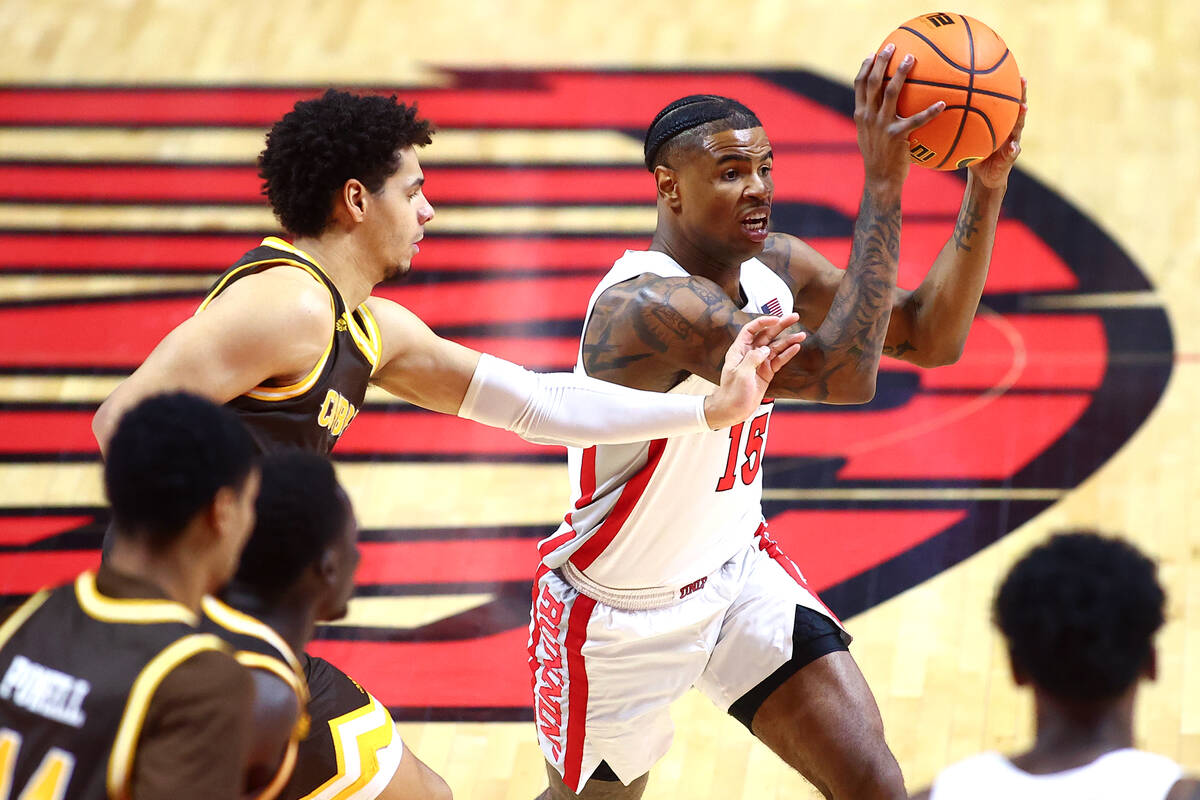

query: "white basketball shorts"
left=527, top=524, right=848, bottom=791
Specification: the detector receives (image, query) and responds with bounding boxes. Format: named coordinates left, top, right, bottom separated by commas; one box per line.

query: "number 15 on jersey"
left=716, top=409, right=772, bottom=492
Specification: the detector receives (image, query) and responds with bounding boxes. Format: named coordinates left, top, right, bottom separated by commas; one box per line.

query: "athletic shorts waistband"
left=560, top=561, right=715, bottom=611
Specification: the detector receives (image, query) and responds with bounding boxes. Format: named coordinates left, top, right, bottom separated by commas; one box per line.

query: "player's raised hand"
left=969, top=76, right=1027, bottom=189
left=855, top=44, right=946, bottom=188
left=703, top=314, right=805, bottom=429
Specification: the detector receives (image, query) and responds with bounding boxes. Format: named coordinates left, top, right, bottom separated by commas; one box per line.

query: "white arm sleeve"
left=457, top=353, right=711, bottom=447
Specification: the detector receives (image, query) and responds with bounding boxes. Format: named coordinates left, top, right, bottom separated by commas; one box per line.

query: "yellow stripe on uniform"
left=234, top=651, right=307, bottom=702
left=357, top=304, right=385, bottom=377
left=233, top=652, right=307, bottom=800
left=75, top=572, right=197, bottom=626
left=343, top=310, right=380, bottom=372
left=298, top=694, right=401, bottom=800
left=201, top=596, right=305, bottom=680
left=195, top=242, right=339, bottom=403
left=0, top=590, right=50, bottom=651
left=264, top=237, right=381, bottom=375
left=106, top=634, right=228, bottom=800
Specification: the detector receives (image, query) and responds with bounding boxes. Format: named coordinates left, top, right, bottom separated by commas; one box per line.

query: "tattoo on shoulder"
left=581, top=276, right=741, bottom=383
left=953, top=198, right=983, bottom=253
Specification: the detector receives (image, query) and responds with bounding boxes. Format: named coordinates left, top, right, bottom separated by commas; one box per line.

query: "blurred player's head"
left=258, top=89, right=435, bottom=281
left=232, top=451, right=360, bottom=622
left=105, top=392, right=260, bottom=588
left=644, top=95, right=772, bottom=263
left=994, top=531, right=1166, bottom=705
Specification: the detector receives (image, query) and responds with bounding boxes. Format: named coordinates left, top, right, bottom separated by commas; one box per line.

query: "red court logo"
left=0, top=70, right=1173, bottom=721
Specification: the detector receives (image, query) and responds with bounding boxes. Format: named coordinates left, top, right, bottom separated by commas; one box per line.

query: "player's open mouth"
left=740, top=214, right=770, bottom=241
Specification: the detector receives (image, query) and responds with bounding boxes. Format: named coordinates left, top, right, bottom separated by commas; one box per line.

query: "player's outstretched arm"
left=364, top=296, right=802, bottom=446
left=92, top=268, right=333, bottom=455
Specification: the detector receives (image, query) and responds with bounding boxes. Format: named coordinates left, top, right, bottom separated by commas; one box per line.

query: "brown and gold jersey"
left=0, top=572, right=228, bottom=800
left=200, top=596, right=309, bottom=800
left=198, top=237, right=383, bottom=455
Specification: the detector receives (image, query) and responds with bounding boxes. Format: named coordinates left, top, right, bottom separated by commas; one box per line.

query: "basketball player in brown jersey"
left=911, top=532, right=1200, bottom=800
left=91, top=91, right=804, bottom=799
left=203, top=451, right=447, bottom=800
left=0, top=392, right=259, bottom=800
left=530, top=50, right=1027, bottom=799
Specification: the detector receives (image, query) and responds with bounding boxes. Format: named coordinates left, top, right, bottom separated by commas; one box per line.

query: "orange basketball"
left=880, top=12, right=1021, bottom=170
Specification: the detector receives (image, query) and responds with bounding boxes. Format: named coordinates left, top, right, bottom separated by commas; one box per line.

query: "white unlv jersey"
left=929, top=749, right=1184, bottom=800
left=538, top=249, right=794, bottom=593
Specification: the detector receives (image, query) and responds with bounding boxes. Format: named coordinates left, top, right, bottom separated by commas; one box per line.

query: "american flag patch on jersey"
left=762, top=297, right=783, bottom=316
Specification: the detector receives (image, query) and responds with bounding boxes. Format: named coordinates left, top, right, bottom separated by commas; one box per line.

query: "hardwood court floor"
left=1, top=1, right=1198, bottom=797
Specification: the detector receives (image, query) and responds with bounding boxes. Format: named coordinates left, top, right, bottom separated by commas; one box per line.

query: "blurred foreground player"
left=204, top=451, right=450, bottom=800
left=0, top=393, right=259, bottom=799
left=92, top=90, right=802, bottom=799
left=911, top=532, right=1200, bottom=800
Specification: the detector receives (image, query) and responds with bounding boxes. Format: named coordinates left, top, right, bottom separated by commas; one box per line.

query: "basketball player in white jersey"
left=529, top=50, right=1027, bottom=799
left=911, top=532, right=1200, bottom=800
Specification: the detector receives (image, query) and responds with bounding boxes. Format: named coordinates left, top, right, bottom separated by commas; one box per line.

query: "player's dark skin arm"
left=757, top=81, right=1027, bottom=369
left=582, top=184, right=902, bottom=403
left=242, top=671, right=301, bottom=799
left=584, top=48, right=941, bottom=403
left=718, top=89, right=1026, bottom=389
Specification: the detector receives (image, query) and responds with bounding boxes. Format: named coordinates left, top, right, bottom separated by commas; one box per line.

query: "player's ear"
left=318, top=548, right=339, bottom=586
left=339, top=178, right=369, bottom=224
left=207, top=485, right=239, bottom=541
left=654, top=165, right=682, bottom=211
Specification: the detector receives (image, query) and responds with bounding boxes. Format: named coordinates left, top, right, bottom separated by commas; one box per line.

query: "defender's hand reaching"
left=703, top=314, right=805, bottom=429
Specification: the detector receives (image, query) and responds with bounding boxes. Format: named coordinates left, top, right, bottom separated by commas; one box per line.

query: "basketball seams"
left=889, top=13, right=1020, bottom=169
left=898, top=26, right=972, bottom=73
left=975, top=48, right=1011, bottom=75
left=933, top=14, right=975, bottom=169
left=894, top=78, right=1020, bottom=105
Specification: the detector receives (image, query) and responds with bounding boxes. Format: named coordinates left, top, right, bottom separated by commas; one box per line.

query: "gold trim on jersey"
left=243, top=333, right=335, bottom=403
left=0, top=590, right=49, bottom=651
left=107, top=633, right=228, bottom=800
left=296, top=693, right=399, bottom=800
left=75, top=572, right=197, bottom=626
left=355, top=303, right=384, bottom=376
left=194, top=241, right=340, bottom=404
left=234, top=651, right=308, bottom=800
left=200, top=596, right=305, bottom=680
left=270, top=237, right=383, bottom=371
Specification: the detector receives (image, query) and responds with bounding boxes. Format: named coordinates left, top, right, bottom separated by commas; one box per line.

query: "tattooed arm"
left=761, top=82, right=1028, bottom=368
left=759, top=176, right=1002, bottom=368
left=582, top=184, right=903, bottom=403
left=583, top=46, right=942, bottom=403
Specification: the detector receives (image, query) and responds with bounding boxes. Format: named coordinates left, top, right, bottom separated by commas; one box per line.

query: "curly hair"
left=994, top=531, right=1165, bottom=701
left=258, top=89, right=434, bottom=236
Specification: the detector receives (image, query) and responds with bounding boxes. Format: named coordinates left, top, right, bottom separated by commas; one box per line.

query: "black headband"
left=642, top=94, right=761, bottom=171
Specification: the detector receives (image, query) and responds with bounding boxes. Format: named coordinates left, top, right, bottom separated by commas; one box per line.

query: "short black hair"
left=643, top=94, right=762, bottom=171
left=994, top=531, right=1165, bottom=701
left=232, top=451, right=350, bottom=602
left=105, top=393, right=257, bottom=549
left=258, top=89, right=434, bottom=237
